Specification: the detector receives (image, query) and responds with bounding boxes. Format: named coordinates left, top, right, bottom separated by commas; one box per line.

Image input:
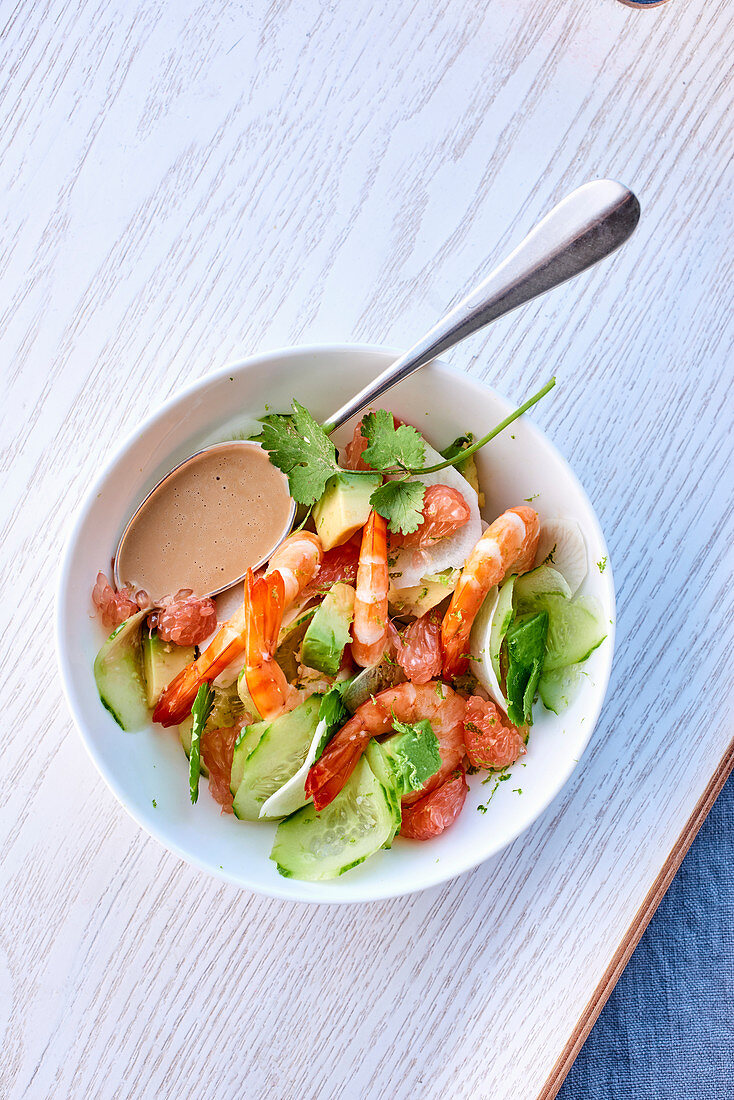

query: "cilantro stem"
left=411, top=376, right=555, bottom=475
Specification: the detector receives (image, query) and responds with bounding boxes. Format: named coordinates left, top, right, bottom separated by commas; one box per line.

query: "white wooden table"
left=2, top=2, right=733, bottom=1097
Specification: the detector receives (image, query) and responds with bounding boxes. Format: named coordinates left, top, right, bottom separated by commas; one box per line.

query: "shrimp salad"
left=91, top=400, right=607, bottom=882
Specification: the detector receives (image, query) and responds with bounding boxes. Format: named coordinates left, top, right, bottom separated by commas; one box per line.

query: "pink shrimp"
left=305, top=681, right=466, bottom=811
left=242, top=569, right=298, bottom=720
left=153, top=530, right=322, bottom=727
left=351, top=510, right=389, bottom=668
left=441, top=506, right=540, bottom=678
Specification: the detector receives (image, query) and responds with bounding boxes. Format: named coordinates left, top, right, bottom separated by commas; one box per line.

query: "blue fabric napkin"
left=559, top=771, right=733, bottom=1099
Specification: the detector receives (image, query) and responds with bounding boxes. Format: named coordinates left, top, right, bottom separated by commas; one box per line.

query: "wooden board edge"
left=536, top=735, right=734, bottom=1100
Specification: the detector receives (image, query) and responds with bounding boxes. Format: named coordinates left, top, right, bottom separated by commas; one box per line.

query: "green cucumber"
left=514, top=566, right=572, bottom=612
left=93, top=610, right=150, bottom=731
left=232, top=695, right=322, bottom=820
left=229, top=719, right=270, bottom=795
left=538, top=664, right=587, bottom=714
left=364, top=741, right=402, bottom=847
left=270, top=756, right=396, bottom=881
left=533, top=593, right=607, bottom=672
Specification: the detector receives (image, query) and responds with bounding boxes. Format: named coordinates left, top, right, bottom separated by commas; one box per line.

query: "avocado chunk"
left=313, top=472, right=382, bottom=550
left=142, top=631, right=196, bottom=707
left=301, top=582, right=355, bottom=676
left=380, top=719, right=442, bottom=798
left=93, top=610, right=150, bottom=731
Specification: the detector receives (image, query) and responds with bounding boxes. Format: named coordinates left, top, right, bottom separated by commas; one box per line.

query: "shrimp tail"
left=243, top=569, right=291, bottom=721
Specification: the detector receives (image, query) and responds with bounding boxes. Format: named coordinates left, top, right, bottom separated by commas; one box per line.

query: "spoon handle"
left=325, top=179, right=640, bottom=431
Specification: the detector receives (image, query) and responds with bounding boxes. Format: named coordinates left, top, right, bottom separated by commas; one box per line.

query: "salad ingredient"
left=93, top=610, right=150, bottom=730
left=305, top=681, right=466, bottom=811
left=259, top=401, right=340, bottom=506
left=340, top=659, right=403, bottom=712
left=351, top=510, right=389, bottom=668
left=394, top=610, right=443, bottom=684
left=467, top=587, right=503, bottom=706
left=153, top=590, right=217, bottom=646
left=142, top=631, right=195, bottom=707
left=463, top=696, right=526, bottom=770
left=538, top=664, right=586, bottom=714
left=301, top=582, right=355, bottom=676
left=388, top=568, right=461, bottom=617
left=439, top=435, right=483, bottom=504
left=189, top=683, right=214, bottom=804
left=259, top=718, right=326, bottom=820
left=92, top=571, right=145, bottom=629
left=400, top=767, right=468, bottom=840
left=360, top=408, right=426, bottom=471
left=152, top=531, right=322, bottom=727
left=274, top=607, right=317, bottom=682
left=364, top=741, right=402, bottom=845
left=301, top=536, right=360, bottom=598
left=116, top=442, right=292, bottom=601
left=201, top=725, right=240, bottom=812
left=370, top=478, right=427, bottom=535
left=312, top=472, right=382, bottom=550
left=379, top=719, right=442, bottom=798
left=514, top=565, right=572, bottom=608
left=391, top=485, right=471, bottom=549
left=242, top=569, right=294, bottom=720
left=534, top=517, right=588, bottom=595
left=230, top=718, right=269, bottom=793
left=271, top=755, right=397, bottom=881
left=442, top=506, right=540, bottom=677
left=232, top=695, right=322, bottom=820
left=520, top=591, right=606, bottom=672
left=386, top=436, right=481, bottom=588
left=505, top=611, right=549, bottom=726
left=179, top=721, right=209, bottom=776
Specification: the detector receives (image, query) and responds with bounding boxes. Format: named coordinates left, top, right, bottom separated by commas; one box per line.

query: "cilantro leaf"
left=370, top=479, right=426, bottom=535
left=189, top=683, right=214, bottom=804
left=259, top=400, right=339, bottom=506
left=360, top=409, right=425, bottom=471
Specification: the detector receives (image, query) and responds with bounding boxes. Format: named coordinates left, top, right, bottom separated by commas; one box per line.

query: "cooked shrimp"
left=242, top=568, right=297, bottom=720
left=153, top=530, right=323, bottom=727
left=441, top=505, right=540, bottom=677
left=351, top=510, right=389, bottom=668
left=305, top=681, right=466, bottom=811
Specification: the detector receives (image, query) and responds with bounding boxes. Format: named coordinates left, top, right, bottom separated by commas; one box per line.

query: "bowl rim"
left=56, top=342, right=615, bottom=904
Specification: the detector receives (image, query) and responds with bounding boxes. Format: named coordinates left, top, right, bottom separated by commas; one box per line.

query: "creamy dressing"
left=116, top=442, right=293, bottom=601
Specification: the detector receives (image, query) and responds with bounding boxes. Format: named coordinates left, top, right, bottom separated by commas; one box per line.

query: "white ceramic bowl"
left=57, top=345, right=614, bottom=903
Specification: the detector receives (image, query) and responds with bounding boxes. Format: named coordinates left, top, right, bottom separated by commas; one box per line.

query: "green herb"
left=258, top=379, right=555, bottom=531
left=523, top=494, right=539, bottom=503
left=505, top=612, right=548, bottom=726
left=152, top=799, right=157, bottom=808
left=360, top=409, right=425, bottom=470
left=476, top=803, right=488, bottom=814
left=259, top=401, right=340, bottom=506
left=370, top=478, right=426, bottom=535
left=597, top=556, right=607, bottom=573
left=439, top=433, right=474, bottom=462
left=512, top=788, right=523, bottom=795
left=189, top=683, right=215, bottom=804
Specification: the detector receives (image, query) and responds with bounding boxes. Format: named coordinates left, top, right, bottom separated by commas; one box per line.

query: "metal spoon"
left=114, top=178, right=639, bottom=598
left=325, top=179, right=640, bottom=430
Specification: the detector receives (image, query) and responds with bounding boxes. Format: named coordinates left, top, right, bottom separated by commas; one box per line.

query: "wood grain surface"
left=2, top=1, right=733, bottom=1098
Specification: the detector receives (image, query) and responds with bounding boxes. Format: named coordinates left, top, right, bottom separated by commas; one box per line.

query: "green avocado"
left=313, top=472, right=381, bottom=550
left=142, top=631, right=195, bottom=707
left=380, top=719, right=442, bottom=799
left=301, top=582, right=355, bottom=676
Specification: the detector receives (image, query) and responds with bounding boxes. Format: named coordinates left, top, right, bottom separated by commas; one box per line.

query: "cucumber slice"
left=534, top=518, right=588, bottom=595
left=538, top=664, right=587, bottom=714
left=514, top=566, right=571, bottom=612
left=230, top=719, right=270, bottom=795
left=364, top=741, right=402, bottom=846
left=258, top=717, right=328, bottom=820
left=535, top=593, right=607, bottom=672
left=232, top=695, right=322, bottom=820
left=270, top=756, right=395, bottom=881
left=93, top=610, right=150, bottom=731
